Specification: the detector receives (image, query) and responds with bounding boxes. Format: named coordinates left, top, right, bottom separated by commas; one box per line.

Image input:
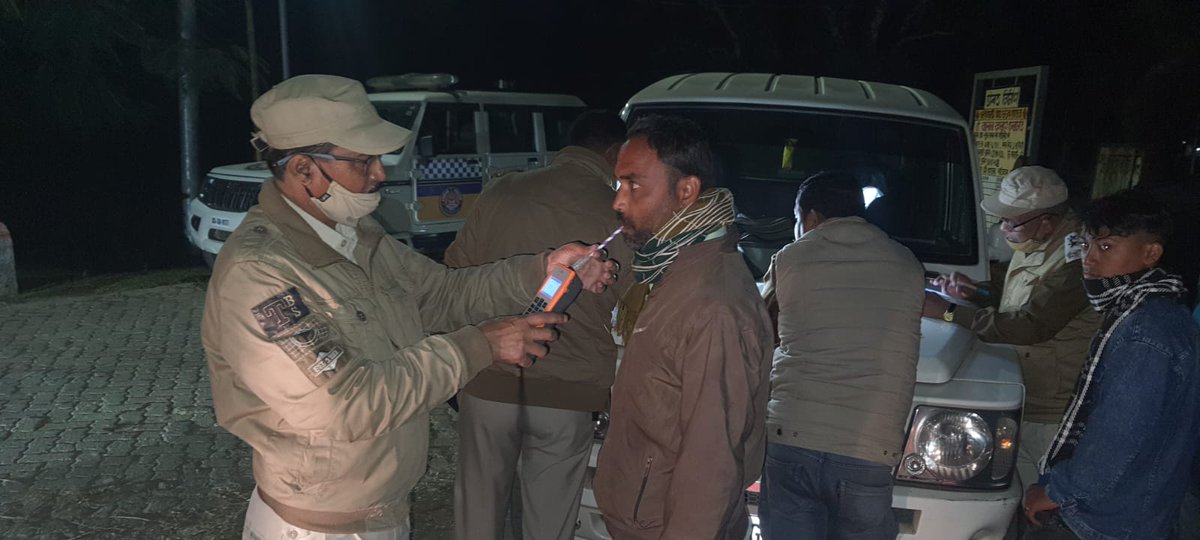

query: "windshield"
left=628, top=105, right=978, bottom=265
left=373, top=101, right=422, bottom=154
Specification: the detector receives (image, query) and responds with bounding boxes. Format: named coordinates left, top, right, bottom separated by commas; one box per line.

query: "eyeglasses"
left=1000, top=213, right=1048, bottom=230
left=276, top=152, right=381, bottom=174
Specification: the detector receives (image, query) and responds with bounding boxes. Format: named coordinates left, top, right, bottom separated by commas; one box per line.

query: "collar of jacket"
left=553, top=146, right=616, bottom=189
left=258, top=179, right=386, bottom=268
left=661, top=225, right=738, bottom=277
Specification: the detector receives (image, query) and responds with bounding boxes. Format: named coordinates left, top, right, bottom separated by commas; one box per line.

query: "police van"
left=575, top=73, right=1025, bottom=540
left=185, top=74, right=586, bottom=263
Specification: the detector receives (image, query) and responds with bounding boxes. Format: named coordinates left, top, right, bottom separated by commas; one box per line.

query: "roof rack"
left=366, top=73, right=459, bottom=92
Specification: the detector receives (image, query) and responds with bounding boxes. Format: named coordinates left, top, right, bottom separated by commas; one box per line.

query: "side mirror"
left=417, top=135, right=434, bottom=160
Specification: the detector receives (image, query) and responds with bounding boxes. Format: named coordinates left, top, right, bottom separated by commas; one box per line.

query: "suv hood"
left=916, top=318, right=974, bottom=384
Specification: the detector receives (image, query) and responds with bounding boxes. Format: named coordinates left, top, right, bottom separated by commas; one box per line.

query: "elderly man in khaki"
left=924, top=166, right=1099, bottom=490
left=202, top=75, right=616, bottom=540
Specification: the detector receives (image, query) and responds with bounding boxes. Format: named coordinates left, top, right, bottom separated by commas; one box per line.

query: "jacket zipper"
left=632, top=455, right=654, bottom=522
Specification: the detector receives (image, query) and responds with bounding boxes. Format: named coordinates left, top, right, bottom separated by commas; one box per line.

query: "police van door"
left=409, top=102, right=485, bottom=233
left=371, top=100, right=422, bottom=239
left=483, top=105, right=541, bottom=180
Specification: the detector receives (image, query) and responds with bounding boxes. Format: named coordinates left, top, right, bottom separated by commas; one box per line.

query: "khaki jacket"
left=444, top=147, right=630, bottom=411
left=594, top=233, right=773, bottom=540
left=762, top=217, right=925, bottom=466
left=960, top=213, right=1100, bottom=423
left=202, top=181, right=542, bottom=533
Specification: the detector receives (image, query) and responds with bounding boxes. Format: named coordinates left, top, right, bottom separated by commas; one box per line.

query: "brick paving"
left=0, top=282, right=461, bottom=539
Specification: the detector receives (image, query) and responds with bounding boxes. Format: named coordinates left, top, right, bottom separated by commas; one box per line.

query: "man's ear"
left=287, top=154, right=313, bottom=182
left=1143, top=241, right=1164, bottom=268
left=674, top=175, right=701, bottom=208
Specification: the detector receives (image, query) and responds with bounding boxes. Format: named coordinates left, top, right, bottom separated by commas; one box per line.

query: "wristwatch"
left=942, top=303, right=957, bottom=323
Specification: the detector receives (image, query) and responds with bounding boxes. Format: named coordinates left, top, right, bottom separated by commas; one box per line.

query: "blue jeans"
left=759, top=443, right=898, bottom=540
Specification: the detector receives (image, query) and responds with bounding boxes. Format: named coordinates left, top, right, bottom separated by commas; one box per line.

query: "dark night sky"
left=1, top=0, right=1197, bottom=280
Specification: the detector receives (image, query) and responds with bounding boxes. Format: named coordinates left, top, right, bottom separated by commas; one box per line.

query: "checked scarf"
left=615, top=188, right=736, bottom=340
left=1039, top=267, right=1187, bottom=473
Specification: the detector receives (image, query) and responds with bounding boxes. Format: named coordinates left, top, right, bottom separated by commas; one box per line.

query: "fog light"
left=209, top=229, right=231, bottom=242
left=190, top=215, right=201, bottom=231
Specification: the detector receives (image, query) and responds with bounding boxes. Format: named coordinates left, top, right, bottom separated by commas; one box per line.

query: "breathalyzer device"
left=524, top=264, right=584, bottom=316
left=521, top=227, right=623, bottom=364
left=523, top=226, right=623, bottom=317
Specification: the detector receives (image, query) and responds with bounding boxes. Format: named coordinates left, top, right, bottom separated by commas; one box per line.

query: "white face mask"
left=312, top=180, right=380, bottom=226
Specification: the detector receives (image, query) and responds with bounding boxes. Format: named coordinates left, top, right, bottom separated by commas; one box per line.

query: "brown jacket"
left=203, top=181, right=541, bottom=533
left=957, top=214, right=1099, bottom=423
left=444, top=147, right=631, bottom=411
left=594, top=232, right=772, bottom=540
left=762, top=217, right=925, bottom=466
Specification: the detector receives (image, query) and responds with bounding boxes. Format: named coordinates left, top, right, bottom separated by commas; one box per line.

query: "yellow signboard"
left=974, top=107, right=1028, bottom=178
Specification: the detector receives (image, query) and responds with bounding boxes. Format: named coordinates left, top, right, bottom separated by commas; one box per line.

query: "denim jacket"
left=1042, top=296, right=1200, bottom=540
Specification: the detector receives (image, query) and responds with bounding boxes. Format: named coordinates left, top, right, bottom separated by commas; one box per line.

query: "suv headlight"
left=896, top=405, right=1019, bottom=489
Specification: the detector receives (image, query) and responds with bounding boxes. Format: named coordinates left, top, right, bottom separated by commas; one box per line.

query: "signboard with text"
left=970, top=67, right=1049, bottom=225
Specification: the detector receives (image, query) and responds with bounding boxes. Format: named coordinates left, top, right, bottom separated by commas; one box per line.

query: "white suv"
left=575, top=73, right=1024, bottom=540
left=185, top=74, right=585, bottom=263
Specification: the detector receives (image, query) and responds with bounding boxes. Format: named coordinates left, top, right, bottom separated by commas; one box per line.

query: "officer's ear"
left=286, top=154, right=315, bottom=182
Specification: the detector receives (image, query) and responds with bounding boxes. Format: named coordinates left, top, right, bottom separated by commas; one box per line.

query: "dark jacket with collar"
left=594, top=232, right=772, bottom=540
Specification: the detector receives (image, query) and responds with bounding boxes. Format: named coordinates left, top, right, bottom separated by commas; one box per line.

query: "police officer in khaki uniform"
left=202, top=75, right=617, bottom=540
left=923, top=166, right=1099, bottom=491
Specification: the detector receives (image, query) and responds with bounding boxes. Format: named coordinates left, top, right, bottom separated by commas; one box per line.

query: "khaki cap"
left=980, top=166, right=1068, bottom=219
left=250, top=74, right=412, bottom=155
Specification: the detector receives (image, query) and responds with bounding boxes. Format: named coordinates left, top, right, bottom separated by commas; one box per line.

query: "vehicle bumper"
left=185, top=198, right=246, bottom=257
left=892, top=482, right=1020, bottom=540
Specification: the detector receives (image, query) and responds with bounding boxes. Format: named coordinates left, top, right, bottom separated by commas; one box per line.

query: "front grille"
left=198, top=177, right=262, bottom=212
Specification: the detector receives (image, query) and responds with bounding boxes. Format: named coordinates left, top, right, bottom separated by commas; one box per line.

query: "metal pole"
left=246, top=0, right=261, bottom=161
left=179, top=0, right=199, bottom=201
left=246, top=0, right=260, bottom=99
left=278, top=0, right=290, bottom=79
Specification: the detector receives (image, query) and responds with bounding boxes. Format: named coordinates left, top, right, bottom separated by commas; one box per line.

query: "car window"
left=629, top=105, right=978, bottom=265
left=486, top=106, right=536, bottom=153
left=542, top=107, right=586, bottom=151
left=418, top=103, right=479, bottom=155
left=372, top=101, right=422, bottom=154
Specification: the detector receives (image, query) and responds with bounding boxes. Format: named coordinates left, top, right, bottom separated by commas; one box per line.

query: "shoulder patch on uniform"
left=1064, top=232, right=1083, bottom=263
left=252, top=287, right=310, bottom=338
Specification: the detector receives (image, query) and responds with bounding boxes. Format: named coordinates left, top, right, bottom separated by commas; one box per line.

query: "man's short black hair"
left=626, top=114, right=716, bottom=190
left=567, top=110, right=626, bottom=151
left=796, top=171, right=865, bottom=219
left=1081, top=188, right=1173, bottom=244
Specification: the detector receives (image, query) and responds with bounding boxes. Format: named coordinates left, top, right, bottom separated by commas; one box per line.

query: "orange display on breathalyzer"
left=524, top=264, right=583, bottom=316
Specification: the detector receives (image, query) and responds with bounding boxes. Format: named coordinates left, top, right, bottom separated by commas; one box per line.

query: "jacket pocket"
left=632, top=455, right=654, bottom=525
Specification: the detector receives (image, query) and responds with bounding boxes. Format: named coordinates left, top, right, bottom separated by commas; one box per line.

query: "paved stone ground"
left=0, top=282, right=462, bottom=539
